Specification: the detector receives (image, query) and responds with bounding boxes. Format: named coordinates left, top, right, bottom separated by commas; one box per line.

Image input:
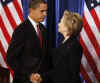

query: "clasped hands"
left=30, top=73, right=42, bottom=83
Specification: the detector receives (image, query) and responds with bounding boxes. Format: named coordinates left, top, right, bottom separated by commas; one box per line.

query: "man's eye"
left=41, top=10, right=44, bottom=12
left=41, top=10, right=45, bottom=12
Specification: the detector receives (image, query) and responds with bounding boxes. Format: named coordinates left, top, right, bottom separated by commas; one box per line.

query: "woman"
left=50, top=10, right=83, bottom=83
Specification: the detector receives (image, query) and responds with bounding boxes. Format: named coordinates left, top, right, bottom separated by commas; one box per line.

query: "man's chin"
left=39, top=19, right=45, bottom=22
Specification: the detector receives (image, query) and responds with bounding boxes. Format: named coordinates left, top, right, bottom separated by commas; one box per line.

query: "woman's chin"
left=58, top=29, right=60, bottom=32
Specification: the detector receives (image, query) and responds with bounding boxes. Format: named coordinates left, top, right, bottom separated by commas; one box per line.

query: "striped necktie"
left=37, top=24, right=42, bottom=48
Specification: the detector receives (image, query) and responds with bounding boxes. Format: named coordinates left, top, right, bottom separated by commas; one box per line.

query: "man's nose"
left=43, top=12, right=47, bottom=16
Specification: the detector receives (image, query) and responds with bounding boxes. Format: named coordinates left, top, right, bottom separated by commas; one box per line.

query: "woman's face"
left=58, top=16, right=68, bottom=35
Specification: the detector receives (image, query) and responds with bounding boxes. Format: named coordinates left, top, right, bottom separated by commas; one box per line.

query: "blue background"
left=21, top=0, right=84, bottom=47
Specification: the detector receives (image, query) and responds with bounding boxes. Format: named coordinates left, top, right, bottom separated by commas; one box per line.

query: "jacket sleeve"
left=6, top=27, right=24, bottom=72
left=68, top=42, right=82, bottom=83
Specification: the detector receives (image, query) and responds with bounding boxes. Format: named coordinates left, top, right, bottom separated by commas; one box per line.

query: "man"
left=6, top=0, right=52, bottom=83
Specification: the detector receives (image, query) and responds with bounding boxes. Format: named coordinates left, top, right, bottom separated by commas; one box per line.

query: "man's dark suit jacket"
left=50, top=36, right=83, bottom=83
left=6, top=19, right=52, bottom=83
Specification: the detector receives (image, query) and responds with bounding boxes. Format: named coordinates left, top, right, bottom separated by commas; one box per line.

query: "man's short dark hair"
left=29, top=0, right=47, bottom=9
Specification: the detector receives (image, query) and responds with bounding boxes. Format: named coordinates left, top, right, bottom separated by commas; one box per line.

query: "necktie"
left=37, top=24, right=42, bottom=48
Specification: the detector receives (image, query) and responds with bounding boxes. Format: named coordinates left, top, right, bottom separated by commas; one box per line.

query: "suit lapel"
left=39, top=23, right=47, bottom=48
left=24, top=19, right=47, bottom=48
left=25, top=19, right=41, bottom=48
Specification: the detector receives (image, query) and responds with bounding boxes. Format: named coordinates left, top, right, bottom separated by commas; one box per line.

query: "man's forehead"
left=39, top=3, right=47, bottom=7
left=39, top=3, right=47, bottom=10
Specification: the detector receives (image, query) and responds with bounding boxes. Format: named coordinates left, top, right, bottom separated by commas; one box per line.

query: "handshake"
left=30, top=73, right=42, bottom=83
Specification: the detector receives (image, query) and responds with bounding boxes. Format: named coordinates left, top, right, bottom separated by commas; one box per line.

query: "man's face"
left=30, top=3, right=47, bottom=23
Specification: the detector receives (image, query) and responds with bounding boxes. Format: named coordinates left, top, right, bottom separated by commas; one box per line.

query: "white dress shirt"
left=28, top=16, right=38, bottom=34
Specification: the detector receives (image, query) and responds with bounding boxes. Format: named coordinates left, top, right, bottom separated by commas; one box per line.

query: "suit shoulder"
left=65, top=37, right=82, bottom=51
left=15, top=19, right=28, bottom=30
left=71, top=38, right=83, bottom=55
left=11, top=20, right=29, bottom=39
left=13, top=19, right=31, bottom=35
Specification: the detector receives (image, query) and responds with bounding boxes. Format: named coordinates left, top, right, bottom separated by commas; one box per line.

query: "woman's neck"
left=62, top=35, right=70, bottom=43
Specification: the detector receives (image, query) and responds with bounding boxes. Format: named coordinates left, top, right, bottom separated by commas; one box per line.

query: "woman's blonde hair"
left=63, top=10, right=83, bottom=36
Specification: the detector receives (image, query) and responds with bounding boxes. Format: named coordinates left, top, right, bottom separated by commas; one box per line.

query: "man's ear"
left=29, top=8, right=33, bottom=12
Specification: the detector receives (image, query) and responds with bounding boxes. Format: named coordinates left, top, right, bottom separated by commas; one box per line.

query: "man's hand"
left=30, top=73, right=42, bottom=83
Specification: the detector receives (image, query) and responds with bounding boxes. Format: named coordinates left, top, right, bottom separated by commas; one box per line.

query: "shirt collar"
left=28, top=16, right=38, bottom=33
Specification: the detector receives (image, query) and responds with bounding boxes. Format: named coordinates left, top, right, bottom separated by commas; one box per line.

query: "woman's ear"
left=64, top=10, right=69, bottom=15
